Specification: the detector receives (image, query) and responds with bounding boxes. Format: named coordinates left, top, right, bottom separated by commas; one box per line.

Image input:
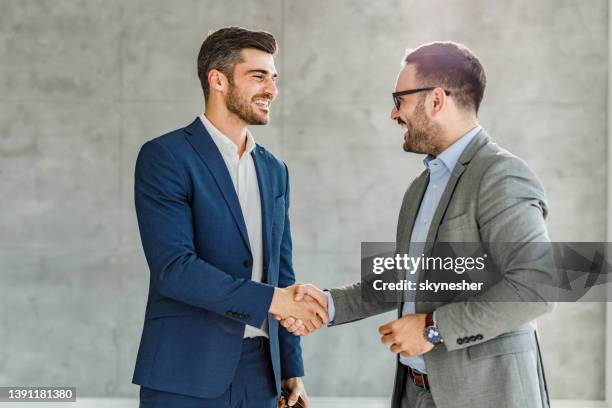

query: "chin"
left=255, top=114, right=270, bottom=125
left=242, top=111, right=269, bottom=125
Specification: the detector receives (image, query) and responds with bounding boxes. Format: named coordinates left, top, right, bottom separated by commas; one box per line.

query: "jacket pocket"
left=437, top=213, right=469, bottom=233
left=436, top=213, right=480, bottom=242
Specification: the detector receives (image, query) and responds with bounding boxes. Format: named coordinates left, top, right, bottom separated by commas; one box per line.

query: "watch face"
left=425, top=326, right=442, bottom=344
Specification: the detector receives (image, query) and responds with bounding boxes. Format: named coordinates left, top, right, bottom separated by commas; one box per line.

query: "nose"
left=390, top=106, right=399, bottom=121
left=264, top=78, right=278, bottom=99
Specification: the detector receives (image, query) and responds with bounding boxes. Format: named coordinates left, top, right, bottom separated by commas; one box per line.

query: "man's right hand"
left=275, top=284, right=328, bottom=336
left=269, top=284, right=328, bottom=333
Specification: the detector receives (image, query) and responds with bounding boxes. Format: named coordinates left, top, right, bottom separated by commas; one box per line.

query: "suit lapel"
left=423, top=129, right=490, bottom=256
left=396, top=170, right=428, bottom=316
left=183, top=117, right=251, bottom=253
left=422, top=164, right=466, bottom=255
left=397, top=170, right=429, bottom=253
left=251, top=146, right=271, bottom=278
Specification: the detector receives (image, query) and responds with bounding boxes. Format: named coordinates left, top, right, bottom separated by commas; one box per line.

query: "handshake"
left=269, top=284, right=329, bottom=336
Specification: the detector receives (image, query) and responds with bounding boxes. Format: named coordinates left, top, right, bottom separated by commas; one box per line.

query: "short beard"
left=402, top=100, right=442, bottom=155
left=226, top=80, right=269, bottom=125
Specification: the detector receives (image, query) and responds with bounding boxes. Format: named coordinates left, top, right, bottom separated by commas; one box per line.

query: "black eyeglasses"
left=392, top=87, right=451, bottom=110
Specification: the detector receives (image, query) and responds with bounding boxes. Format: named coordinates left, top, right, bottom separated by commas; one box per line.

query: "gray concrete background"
left=0, top=0, right=608, bottom=400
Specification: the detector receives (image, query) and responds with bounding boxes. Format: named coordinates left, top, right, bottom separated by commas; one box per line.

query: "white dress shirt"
left=200, top=113, right=267, bottom=339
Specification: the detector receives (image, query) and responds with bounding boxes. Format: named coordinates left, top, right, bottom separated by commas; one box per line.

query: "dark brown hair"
left=404, top=42, right=486, bottom=114
left=197, top=27, right=277, bottom=100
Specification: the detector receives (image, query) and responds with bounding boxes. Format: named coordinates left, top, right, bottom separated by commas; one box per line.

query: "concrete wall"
left=0, top=0, right=608, bottom=400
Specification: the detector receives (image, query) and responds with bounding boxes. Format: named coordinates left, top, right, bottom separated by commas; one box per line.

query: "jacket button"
left=463, top=337, right=469, bottom=343
left=457, top=338, right=464, bottom=345
left=476, top=334, right=483, bottom=340
left=469, top=335, right=477, bottom=342
left=243, top=260, right=252, bottom=268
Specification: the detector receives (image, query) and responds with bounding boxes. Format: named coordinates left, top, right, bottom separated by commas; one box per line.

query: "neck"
left=203, top=103, right=248, bottom=156
left=435, top=120, right=478, bottom=154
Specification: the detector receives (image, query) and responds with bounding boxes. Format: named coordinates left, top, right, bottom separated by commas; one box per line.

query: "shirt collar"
left=199, top=113, right=256, bottom=158
left=423, top=125, right=482, bottom=172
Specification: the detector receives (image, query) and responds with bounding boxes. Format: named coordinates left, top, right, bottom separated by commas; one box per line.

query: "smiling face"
left=390, top=64, right=443, bottom=155
left=224, top=48, right=278, bottom=125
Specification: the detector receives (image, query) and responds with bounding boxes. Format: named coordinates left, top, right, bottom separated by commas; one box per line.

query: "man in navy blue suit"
left=132, top=27, right=327, bottom=408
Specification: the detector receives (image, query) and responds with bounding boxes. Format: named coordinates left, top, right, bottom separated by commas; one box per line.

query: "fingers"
left=293, top=284, right=307, bottom=301
left=302, top=319, right=316, bottom=333
left=291, top=320, right=308, bottom=336
left=378, top=321, right=394, bottom=335
left=289, top=320, right=306, bottom=334
left=380, top=332, right=396, bottom=345
left=280, top=378, right=307, bottom=408
left=301, top=392, right=309, bottom=408
left=304, top=296, right=328, bottom=324
left=389, top=342, right=403, bottom=354
left=280, top=317, right=309, bottom=336
left=288, top=388, right=300, bottom=406
left=294, top=284, right=327, bottom=307
left=281, top=317, right=295, bottom=327
left=301, top=299, right=325, bottom=328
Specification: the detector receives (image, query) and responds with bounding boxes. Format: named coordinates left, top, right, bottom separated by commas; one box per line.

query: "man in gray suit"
left=278, top=42, right=555, bottom=408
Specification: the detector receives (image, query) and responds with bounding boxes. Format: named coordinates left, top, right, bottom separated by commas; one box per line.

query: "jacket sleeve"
left=134, top=140, right=275, bottom=327
left=434, top=155, right=556, bottom=351
left=277, top=163, right=305, bottom=379
left=327, top=280, right=398, bottom=326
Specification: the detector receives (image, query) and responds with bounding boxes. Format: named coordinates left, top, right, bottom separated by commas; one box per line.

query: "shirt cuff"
left=325, top=290, right=336, bottom=324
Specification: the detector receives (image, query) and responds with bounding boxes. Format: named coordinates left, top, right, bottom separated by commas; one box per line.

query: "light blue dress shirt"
left=326, top=125, right=481, bottom=374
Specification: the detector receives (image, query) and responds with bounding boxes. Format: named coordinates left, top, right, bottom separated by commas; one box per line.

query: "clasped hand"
left=270, top=284, right=329, bottom=333
left=276, top=287, right=434, bottom=358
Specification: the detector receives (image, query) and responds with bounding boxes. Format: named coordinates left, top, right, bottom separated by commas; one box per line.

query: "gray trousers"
left=400, top=378, right=436, bottom=408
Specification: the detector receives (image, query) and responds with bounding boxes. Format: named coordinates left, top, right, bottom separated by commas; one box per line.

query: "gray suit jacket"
left=328, top=129, right=555, bottom=408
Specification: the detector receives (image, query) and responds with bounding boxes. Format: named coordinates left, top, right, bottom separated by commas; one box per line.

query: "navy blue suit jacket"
left=132, top=117, right=303, bottom=398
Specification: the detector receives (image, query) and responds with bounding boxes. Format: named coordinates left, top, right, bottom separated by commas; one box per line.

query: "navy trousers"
left=139, top=337, right=278, bottom=408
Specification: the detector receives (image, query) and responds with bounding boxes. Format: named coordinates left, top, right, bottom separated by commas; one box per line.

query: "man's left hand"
left=379, top=314, right=434, bottom=357
left=279, top=377, right=308, bottom=407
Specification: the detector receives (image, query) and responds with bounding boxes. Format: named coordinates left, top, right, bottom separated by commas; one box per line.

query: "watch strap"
left=425, top=312, right=435, bottom=328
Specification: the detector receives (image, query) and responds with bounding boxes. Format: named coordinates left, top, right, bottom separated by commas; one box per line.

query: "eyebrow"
left=247, top=69, right=279, bottom=78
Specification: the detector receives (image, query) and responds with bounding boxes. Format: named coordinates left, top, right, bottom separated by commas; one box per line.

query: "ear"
left=208, top=69, right=227, bottom=94
left=429, top=87, right=447, bottom=117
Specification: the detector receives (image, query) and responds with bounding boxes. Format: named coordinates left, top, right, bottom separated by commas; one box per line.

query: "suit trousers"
left=399, top=364, right=436, bottom=408
left=139, top=337, right=277, bottom=408
left=401, top=379, right=436, bottom=408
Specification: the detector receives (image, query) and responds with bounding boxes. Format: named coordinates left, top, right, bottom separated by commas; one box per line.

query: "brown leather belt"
left=408, top=367, right=430, bottom=390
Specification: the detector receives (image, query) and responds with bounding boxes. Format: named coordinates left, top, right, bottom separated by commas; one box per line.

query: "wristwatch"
left=424, top=312, right=443, bottom=345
